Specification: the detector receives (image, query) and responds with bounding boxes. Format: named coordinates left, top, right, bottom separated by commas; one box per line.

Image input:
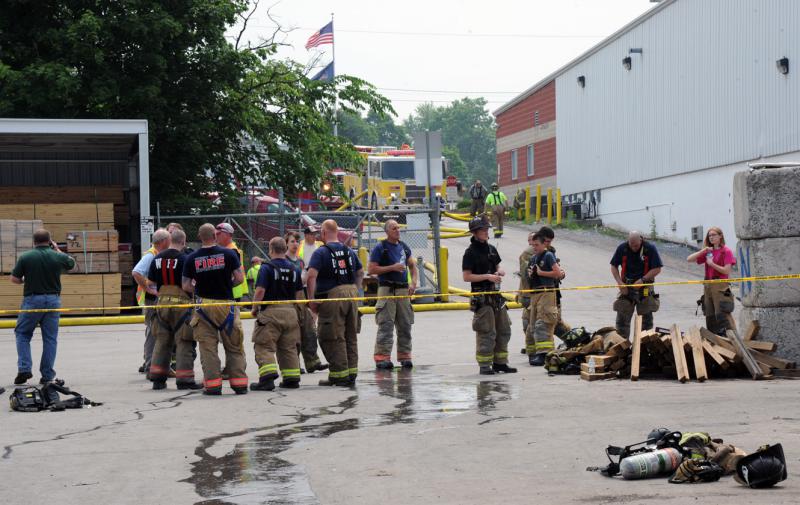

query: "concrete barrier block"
left=739, top=306, right=800, bottom=363
left=737, top=237, right=800, bottom=307
left=734, top=167, right=800, bottom=240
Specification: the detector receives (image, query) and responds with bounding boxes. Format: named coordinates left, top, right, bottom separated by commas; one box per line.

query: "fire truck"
left=341, top=145, right=450, bottom=209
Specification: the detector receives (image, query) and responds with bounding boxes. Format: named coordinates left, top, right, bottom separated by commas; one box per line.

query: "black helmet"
left=646, top=427, right=672, bottom=445
left=468, top=217, right=490, bottom=232
left=735, top=444, right=787, bottom=488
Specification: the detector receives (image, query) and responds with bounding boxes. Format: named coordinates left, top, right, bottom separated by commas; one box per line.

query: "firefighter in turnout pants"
left=485, top=183, right=508, bottom=238
left=307, top=220, right=364, bottom=386
left=182, top=223, right=248, bottom=395
left=610, top=231, right=664, bottom=339
left=526, top=233, right=564, bottom=366
left=368, top=219, right=419, bottom=370
left=146, top=228, right=202, bottom=390
left=517, top=231, right=536, bottom=354
left=462, top=217, right=517, bottom=375
left=249, top=237, right=303, bottom=391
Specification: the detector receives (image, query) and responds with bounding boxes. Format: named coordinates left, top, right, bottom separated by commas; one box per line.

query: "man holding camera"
left=10, top=229, right=75, bottom=385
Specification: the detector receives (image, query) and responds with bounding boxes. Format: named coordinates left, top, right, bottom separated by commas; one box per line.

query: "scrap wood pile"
left=545, top=319, right=795, bottom=382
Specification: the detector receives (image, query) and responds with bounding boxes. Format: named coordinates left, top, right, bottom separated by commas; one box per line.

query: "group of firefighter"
left=135, top=209, right=737, bottom=394
left=467, top=179, right=528, bottom=239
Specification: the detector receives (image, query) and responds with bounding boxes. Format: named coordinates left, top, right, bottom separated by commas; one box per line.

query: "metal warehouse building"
left=495, top=0, right=799, bottom=248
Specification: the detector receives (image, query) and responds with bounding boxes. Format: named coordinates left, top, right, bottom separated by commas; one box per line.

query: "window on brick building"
left=527, top=145, right=534, bottom=176
left=511, top=149, right=518, bottom=180
left=534, top=110, right=539, bottom=126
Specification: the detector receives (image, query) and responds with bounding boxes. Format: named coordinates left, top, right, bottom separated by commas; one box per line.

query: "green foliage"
left=0, top=0, right=392, bottom=212
left=456, top=196, right=472, bottom=210
left=337, top=109, right=409, bottom=147
left=403, top=98, right=496, bottom=184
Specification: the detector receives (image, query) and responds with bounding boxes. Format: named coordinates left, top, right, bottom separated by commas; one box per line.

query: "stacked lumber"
left=0, top=220, right=44, bottom=273
left=580, top=328, right=632, bottom=381
left=0, top=203, right=114, bottom=242
left=0, top=274, right=121, bottom=315
left=66, top=231, right=119, bottom=274
left=0, top=186, right=127, bottom=228
left=586, top=317, right=794, bottom=382
left=118, top=243, right=134, bottom=286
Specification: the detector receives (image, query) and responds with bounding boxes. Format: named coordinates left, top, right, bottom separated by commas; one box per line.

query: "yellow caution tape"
left=0, top=274, right=796, bottom=316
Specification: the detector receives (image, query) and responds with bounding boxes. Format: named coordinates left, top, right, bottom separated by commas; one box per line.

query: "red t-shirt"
left=696, top=245, right=735, bottom=280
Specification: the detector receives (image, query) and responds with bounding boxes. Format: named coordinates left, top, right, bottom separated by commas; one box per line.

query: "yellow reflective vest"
left=135, top=246, right=158, bottom=306
left=228, top=241, right=248, bottom=299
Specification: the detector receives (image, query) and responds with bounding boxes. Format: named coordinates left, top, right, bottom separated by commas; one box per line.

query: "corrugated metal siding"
left=556, top=0, right=800, bottom=194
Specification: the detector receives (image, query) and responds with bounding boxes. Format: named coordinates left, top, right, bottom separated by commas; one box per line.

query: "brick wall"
left=497, top=137, right=556, bottom=187
left=495, top=81, right=555, bottom=138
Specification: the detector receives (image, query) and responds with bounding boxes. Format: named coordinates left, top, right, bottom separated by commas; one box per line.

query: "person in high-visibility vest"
left=215, top=222, right=248, bottom=301
left=485, top=183, right=508, bottom=238
left=132, top=228, right=171, bottom=373
left=246, top=257, right=263, bottom=295
left=297, top=226, right=319, bottom=263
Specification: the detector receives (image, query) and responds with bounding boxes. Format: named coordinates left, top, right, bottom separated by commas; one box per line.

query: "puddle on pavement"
left=184, top=366, right=518, bottom=505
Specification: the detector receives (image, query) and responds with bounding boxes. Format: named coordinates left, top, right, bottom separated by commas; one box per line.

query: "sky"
left=239, top=0, right=656, bottom=121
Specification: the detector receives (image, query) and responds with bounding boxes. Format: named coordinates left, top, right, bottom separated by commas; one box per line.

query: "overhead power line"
left=253, top=25, right=604, bottom=39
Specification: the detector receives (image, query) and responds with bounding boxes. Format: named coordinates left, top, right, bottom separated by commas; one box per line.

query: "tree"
left=0, top=0, right=392, bottom=211
left=403, top=98, right=496, bottom=184
left=336, top=109, right=409, bottom=147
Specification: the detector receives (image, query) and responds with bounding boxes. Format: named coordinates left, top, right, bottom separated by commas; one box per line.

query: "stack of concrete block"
left=734, top=165, right=800, bottom=362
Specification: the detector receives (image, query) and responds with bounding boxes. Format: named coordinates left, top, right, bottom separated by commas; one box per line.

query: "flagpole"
left=331, top=12, right=338, bottom=137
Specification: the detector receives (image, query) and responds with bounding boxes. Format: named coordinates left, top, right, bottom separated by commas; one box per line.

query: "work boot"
left=529, top=353, right=546, bottom=367
left=176, top=381, right=203, bottom=390
left=203, top=388, right=222, bottom=396
left=479, top=366, right=496, bottom=375
left=152, top=380, right=167, bottom=390
left=279, top=378, right=300, bottom=389
left=307, top=363, right=329, bottom=373
left=493, top=363, right=517, bottom=374
left=318, top=378, right=347, bottom=386
left=400, top=360, right=413, bottom=369
left=232, top=387, right=248, bottom=395
left=345, top=375, right=357, bottom=387
left=14, top=371, right=33, bottom=385
left=520, top=347, right=527, bottom=355
left=250, top=376, right=276, bottom=391
left=39, top=377, right=64, bottom=386
left=221, top=367, right=229, bottom=380
left=138, top=362, right=146, bottom=374
left=375, top=360, right=394, bottom=370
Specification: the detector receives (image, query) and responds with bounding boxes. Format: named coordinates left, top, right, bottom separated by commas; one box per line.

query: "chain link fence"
left=156, top=207, right=443, bottom=302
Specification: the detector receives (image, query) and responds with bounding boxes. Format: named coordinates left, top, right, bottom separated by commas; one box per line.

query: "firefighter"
left=687, top=226, right=737, bottom=334
left=182, top=223, right=248, bottom=395
left=513, top=188, right=526, bottom=220
left=368, top=219, right=419, bottom=370
left=468, top=180, right=488, bottom=216
left=538, top=226, right=571, bottom=338
left=485, top=183, right=508, bottom=238
left=517, top=231, right=536, bottom=355
left=526, top=233, right=564, bottom=366
left=462, top=216, right=516, bottom=375
left=132, top=228, right=170, bottom=374
left=307, top=219, right=364, bottom=387
left=285, top=231, right=327, bottom=373
left=610, top=231, right=664, bottom=339
left=215, top=222, right=248, bottom=301
left=145, top=228, right=201, bottom=390
left=249, top=237, right=303, bottom=391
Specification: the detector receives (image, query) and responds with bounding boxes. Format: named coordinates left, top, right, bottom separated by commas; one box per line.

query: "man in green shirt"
left=10, top=229, right=75, bottom=385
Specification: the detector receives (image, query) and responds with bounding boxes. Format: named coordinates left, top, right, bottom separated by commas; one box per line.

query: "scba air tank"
left=620, top=448, right=682, bottom=480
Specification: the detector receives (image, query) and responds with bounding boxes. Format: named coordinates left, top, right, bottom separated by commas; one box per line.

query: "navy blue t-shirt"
left=148, top=249, right=187, bottom=291
left=308, top=242, right=362, bottom=294
left=369, top=240, right=412, bottom=285
left=529, top=250, right=557, bottom=288
left=182, top=245, right=241, bottom=300
left=610, top=241, right=663, bottom=281
left=256, top=258, right=303, bottom=301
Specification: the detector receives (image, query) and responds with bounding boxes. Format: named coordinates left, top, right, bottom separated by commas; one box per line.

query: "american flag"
left=305, top=21, right=334, bottom=49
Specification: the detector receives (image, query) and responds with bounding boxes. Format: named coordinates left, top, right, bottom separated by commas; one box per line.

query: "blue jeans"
left=15, top=294, right=61, bottom=381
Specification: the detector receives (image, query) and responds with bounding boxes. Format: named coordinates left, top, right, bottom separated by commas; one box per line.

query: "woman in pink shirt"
left=687, top=227, right=737, bottom=334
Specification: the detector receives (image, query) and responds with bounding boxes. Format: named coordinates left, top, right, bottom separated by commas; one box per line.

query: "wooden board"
left=742, top=321, right=760, bottom=342
left=580, top=371, right=616, bottom=382
left=687, top=326, right=708, bottom=382
left=66, top=230, right=119, bottom=253
left=746, top=340, right=777, bottom=353
left=581, top=362, right=607, bottom=374
left=585, top=355, right=615, bottom=368
left=0, top=220, right=44, bottom=272
left=0, top=274, right=121, bottom=315
left=726, top=329, right=764, bottom=380
left=749, top=349, right=796, bottom=370
left=700, top=328, right=739, bottom=359
left=68, top=252, right=120, bottom=273
left=631, top=315, right=643, bottom=381
left=0, top=203, right=115, bottom=242
left=701, top=340, right=729, bottom=369
left=670, top=324, right=690, bottom=383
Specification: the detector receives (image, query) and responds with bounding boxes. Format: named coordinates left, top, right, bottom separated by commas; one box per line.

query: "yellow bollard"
left=535, top=184, right=542, bottom=222
left=546, top=187, right=553, bottom=224
left=524, top=185, right=531, bottom=222
left=556, top=188, right=562, bottom=225
left=438, top=246, right=449, bottom=302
